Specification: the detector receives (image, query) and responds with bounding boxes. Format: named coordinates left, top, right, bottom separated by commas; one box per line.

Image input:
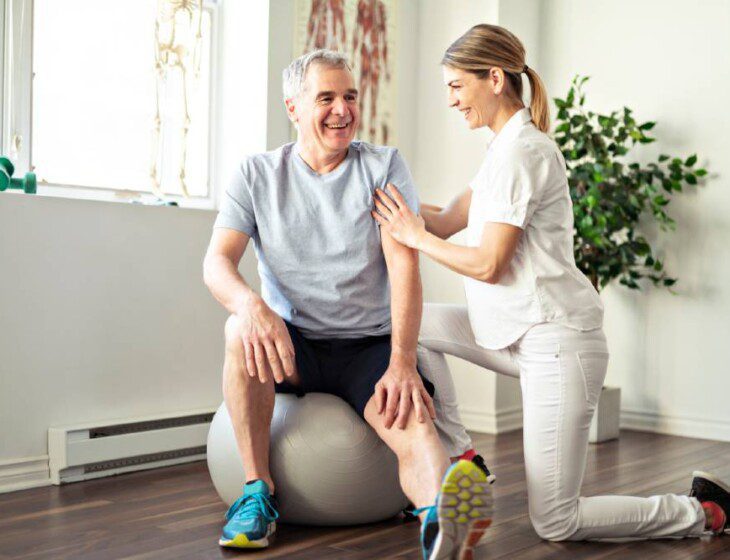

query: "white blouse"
left=464, top=108, right=603, bottom=350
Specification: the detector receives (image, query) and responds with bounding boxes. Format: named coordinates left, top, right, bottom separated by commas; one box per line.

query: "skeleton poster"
left=294, top=0, right=397, bottom=146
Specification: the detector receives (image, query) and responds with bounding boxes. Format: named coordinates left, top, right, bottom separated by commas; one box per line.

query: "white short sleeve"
left=470, top=150, right=549, bottom=229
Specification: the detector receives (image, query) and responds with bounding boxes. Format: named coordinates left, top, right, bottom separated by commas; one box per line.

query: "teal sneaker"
left=412, top=504, right=439, bottom=560
left=219, top=480, right=279, bottom=549
left=416, top=460, right=493, bottom=560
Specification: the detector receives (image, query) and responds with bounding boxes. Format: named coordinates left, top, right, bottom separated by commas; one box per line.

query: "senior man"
left=203, top=50, right=492, bottom=559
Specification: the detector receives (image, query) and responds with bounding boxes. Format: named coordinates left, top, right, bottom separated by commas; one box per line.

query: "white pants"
left=419, top=303, right=706, bottom=541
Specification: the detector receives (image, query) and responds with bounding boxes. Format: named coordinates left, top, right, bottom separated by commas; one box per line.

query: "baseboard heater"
left=48, top=408, right=216, bottom=484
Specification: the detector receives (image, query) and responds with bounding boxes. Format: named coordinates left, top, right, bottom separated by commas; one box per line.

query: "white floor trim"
left=459, top=405, right=523, bottom=434
left=459, top=403, right=730, bottom=443
left=621, top=408, right=730, bottom=442
left=0, top=456, right=51, bottom=494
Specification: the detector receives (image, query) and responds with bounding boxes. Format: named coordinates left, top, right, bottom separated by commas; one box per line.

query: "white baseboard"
left=0, top=456, right=51, bottom=494
left=459, top=405, right=523, bottom=434
left=621, top=408, right=730, bottom=442
left=459, top=404, right=730, bottom=443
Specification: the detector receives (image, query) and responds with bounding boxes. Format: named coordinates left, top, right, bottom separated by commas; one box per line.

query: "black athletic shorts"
left=274, top=320, right=436, bottom=419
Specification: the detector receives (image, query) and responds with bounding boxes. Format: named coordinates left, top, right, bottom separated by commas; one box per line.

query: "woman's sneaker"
left=419, top=460, right=493, bottom=560
left=690, top=471, right=730, bottom=534
left=219, top=480, right=279, bottom=548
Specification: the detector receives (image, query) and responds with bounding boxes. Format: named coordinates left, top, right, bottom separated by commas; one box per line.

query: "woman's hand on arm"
left=372, top=184, right=428, bottom=249
left=372, top=184, right=521, bottom=283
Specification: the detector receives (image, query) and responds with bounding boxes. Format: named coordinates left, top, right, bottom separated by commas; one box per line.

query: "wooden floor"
left=2, top=430, right=730, bottom=559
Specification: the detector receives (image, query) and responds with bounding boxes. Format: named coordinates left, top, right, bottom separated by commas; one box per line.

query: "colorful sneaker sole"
left=218, top=522, right=276, bottom=548
left=218, top=533, right=269, bottom=548
left=430, top=460, right=493, bottom=560
left=459, top=518, right=493, bottom=560
left=218, top=534, right=268, bottom=548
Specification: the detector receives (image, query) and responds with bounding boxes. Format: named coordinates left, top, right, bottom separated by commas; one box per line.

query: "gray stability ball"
left=206, top=393, right=408, bottom=526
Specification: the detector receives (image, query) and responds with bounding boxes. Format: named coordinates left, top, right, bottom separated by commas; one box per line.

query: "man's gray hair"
left=282, top=49, right=351, bottom=100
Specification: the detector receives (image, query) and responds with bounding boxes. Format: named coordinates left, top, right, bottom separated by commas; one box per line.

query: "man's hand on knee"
left=236, top=296, right=296, bottom=384
left=374, top=362, right=437, bottom=430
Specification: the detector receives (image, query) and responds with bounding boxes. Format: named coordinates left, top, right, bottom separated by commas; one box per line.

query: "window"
left=4, top=0, right=217, bottom=207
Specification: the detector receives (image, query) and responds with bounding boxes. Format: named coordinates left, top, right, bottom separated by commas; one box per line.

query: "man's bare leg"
left=365, top=395, right=493, bottom=559
left=223, top=314, right=279, bottom=492
left=363, top=395, right=449, bottom=512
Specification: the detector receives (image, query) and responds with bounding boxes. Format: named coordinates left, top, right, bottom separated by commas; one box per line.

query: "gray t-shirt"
left=214, top=140, right=419, bottom=339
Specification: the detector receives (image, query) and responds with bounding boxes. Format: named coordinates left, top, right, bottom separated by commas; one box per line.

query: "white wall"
left=0, top=0, right=268, bottom=490
left=0, top=196, right=225, bottom=454
left=538, top=0, right=730, bottom=440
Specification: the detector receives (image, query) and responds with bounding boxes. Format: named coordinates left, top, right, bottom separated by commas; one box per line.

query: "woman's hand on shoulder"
left=371, top=184, right=427, bottom=249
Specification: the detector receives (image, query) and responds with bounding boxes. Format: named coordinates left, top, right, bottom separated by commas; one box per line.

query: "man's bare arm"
left=374, top=228, right=436, bottom=429
left=203, top=228, right=257, bottom=314
left=203, top=228, right=296, bottom=382
left=382, top=231, right=421, bottom=364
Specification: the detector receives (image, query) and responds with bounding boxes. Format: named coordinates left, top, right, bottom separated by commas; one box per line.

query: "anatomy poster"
left=294, top=0, right=397, bottom=146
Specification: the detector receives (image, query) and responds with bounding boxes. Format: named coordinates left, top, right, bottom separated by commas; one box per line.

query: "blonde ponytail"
left=442, top=24, right=550, bottom=133
left=524, top=66, right=550, bottom=133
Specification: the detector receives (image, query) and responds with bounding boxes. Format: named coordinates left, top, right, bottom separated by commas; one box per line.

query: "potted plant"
left=553, top=75, right=708, bottom=292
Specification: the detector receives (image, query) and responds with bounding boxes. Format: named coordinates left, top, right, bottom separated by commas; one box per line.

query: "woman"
left=372, top=23, right=728, bottom=542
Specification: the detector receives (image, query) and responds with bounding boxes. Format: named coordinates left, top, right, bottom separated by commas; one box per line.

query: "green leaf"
left=639, top=121, right=656, bottom=131
left=695, top=168, right=708, bottom=177
left=566, top=88, right=575, bottom=106
left=685, top=174, right=698, bottom=185
left=658, top=154, right=670, bottom=162
left=663, top=278, right=677, bottom=286
left=684, top=154, right=697, bottom=167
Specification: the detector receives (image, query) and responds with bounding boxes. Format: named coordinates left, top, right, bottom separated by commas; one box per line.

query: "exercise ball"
left=206, top=393, right=408, bottom=526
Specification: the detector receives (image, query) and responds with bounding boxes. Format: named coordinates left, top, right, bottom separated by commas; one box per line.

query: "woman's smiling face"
left=442, top=66, right=496, bottom=130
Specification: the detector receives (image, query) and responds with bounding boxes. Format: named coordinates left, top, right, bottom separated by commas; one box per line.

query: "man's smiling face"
left=288, top=64, right=360, bottom=157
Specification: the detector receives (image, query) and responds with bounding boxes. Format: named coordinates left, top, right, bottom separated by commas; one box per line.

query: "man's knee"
left=224, top=314, right=242, bottom=349
left=363, top=396, right=436, bottom=452
left=222, top=314, right=255, bottom=386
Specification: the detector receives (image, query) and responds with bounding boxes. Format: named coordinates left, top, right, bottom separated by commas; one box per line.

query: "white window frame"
left=1, top=0, right=221, bottom=209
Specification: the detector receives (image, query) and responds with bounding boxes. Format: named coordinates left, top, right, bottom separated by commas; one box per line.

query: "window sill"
left=32, top=183, right=218, bottom=212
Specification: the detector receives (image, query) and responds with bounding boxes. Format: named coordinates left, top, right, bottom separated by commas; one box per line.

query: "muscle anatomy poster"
left=294, top=0, right=397, bottom=146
